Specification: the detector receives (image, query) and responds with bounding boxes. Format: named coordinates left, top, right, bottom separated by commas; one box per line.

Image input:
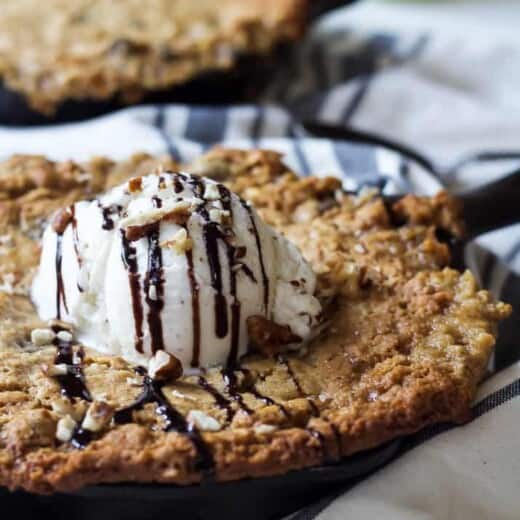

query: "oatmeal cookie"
left=0, top=149, right=511, bottom=493
left=0, top=0, right=307, bottom=115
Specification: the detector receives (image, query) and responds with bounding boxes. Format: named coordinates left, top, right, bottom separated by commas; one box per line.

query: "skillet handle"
left=460, top=170, right=520, bottom=239
left=301, top=121, right=519, bottom=237
left=308, top=0, right=357, bottom=21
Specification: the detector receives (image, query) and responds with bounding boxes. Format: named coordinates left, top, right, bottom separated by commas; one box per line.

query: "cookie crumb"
left=56, top=330, right=73, bottom=342
left=203, top=183, right=221, bottom=201
left=148, top=351, right=183, bottom=381
left=82, top=401, right=114, bottom=433
left=31, top=328, right=56, bottom=346
left=254, top=424, right=278, bottom=435
left=187, top=410, right=221, bottom=431
left=56, top=415, right=77, bottom=443
left=161, top=228, right=193, bottom=255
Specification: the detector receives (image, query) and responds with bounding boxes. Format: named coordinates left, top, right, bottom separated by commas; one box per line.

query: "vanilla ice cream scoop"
left=31, top=172, right=322, bottom=369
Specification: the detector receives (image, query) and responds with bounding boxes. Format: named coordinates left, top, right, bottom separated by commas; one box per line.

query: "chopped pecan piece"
left=125, top=221, right=159, bottom=241
left=52, top=208, right=72, bottom=234
left=128, top=176, right=143, bottom=193
left=82, top=401, right=114, bottom=433
left=148, top=351, right=183, bottom=381
left=247, top=315, right=301, bottom=357
left=164, top=208, right=191, bottom=225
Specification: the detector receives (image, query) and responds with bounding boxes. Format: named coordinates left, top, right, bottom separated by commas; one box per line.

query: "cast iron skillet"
left=0, top=0, right=358, bottom=126
left=1, top=125, right=518, bottom=519
left=301, top=122, right=520, bottom=249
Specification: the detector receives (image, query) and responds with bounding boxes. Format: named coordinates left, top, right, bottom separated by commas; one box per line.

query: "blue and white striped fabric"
left=0, top=1, right=518, bottom=517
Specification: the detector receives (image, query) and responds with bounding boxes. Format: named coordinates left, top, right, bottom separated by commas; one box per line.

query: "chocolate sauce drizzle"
left=237, top=367, right=290, bottom=419
left=218, top=185, right=242, bottom=367
left=277, top=356, right=341, bottom=463
left=204, top=222, right=229, bottom=338
left=53, top=207, right=72, bottom=321
left=188, top=177, right=243, bottom=367
left=98, top=202, right=121, bottom=231
left=143, top=223, right=165, bottom=354
left=241, top=201, right=269, bottom=313
left=69, top=205, right=86, bottom=293
left=70, top=205, right=82, bottom=267
left=121, top=230, right=144, bottom=353
left=49, top=329, right=214, bottom=468
left=185, top=177, right=228, bottom=345
left=70, top=427, right=93, bottom=449
left=55, top=234, right=67, bottom=320
left=114, top=369, right=214, bottom=472
left=194, top=367, right=290, bottom=422
left=221, top=367, right=254, bottom=415
left=173, top=176, right=184, bottom=194
left=152, top=195, right=163, bottom=208
left=197, top=376, right=234, bottom=423
left=52, top=326, right=91, bottom=402
left=277, top=356, right=319, bottom=416
left=186, top=247, right=201, bottom=368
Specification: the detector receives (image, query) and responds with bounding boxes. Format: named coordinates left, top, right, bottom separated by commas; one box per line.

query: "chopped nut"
left=254, top=423, right=278, bottom=435
left=31, top=328, right=56, bottom=346
left=203, top=182, right=221, bottom=201
left=51, top=398, right=75, bottom=417
left=164, top=208, right=191, bottom=226
left=148, top=350, right=183, bottom=381
left=0, top=234, right=14, bottom=246
left=209, top=208, right=231, bottom=225
left=353, top=243, right=367, bottom=254
left=246, top=316, right=302, bottom=357
left=47, top=319, right=74, bottom=332
left=56, top=330, right=73, bottom=342
left=0, top=272, right=17, bottom=294
left=125, top=221, right=159, bottom=241
left=187, top=410, right=221, bottom=431
left=356, top=186, right=379, bottom=205
left=81, top=401, right=114, bottom=433
left=42, top=363, right=68, bottom=376
left=52, top=208, right=73, bottom=234
left=367, top=390, right=379, bottom=402
left=171, top=389, right=196, bottom=401
left=121, top=201, right=191, bottom=240
left=318, top=392, right=330, bottom=403
left=56, top=415, right=77, bottom=442
left=128, top=176, right=143, bottom=193
left=94, top=392, right=108, bottom=402
left=161, top=228, right=193, bottom=255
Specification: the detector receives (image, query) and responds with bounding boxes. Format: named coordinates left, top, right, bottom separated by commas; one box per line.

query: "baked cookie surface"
left=0, top=149, right=511, bottom=493
left=0, top=0, right=307, bottom=114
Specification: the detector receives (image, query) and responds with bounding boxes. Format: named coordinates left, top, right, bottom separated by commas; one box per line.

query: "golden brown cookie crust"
left=0, top=0, right=308, bottom=114
left=0, top=149, right=511, bottom=493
